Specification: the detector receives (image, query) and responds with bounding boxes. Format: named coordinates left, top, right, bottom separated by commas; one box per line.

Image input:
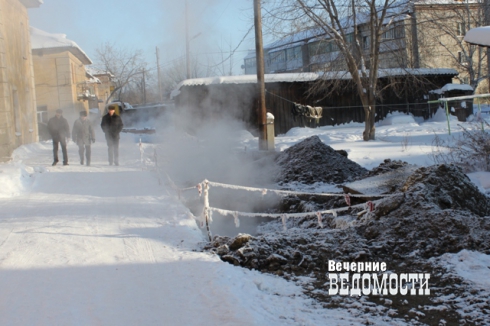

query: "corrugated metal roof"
left=170, top=68, right=458, bottom=98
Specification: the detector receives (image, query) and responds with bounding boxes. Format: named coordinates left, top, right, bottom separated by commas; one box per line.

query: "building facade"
left=86, top=67, right=115, bottom=113
left=31, top=27, right=93, bottom=136
left=0, top=0, right=42, bottom=161
left=244, top=0, right=485, bottom=88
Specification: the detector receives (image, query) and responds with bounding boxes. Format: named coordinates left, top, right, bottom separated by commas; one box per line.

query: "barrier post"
left=139, top=138, right=144, bottom=170
left=202, top=180, right=212, bottom=241
left=266, top=112, right=275, bottom=151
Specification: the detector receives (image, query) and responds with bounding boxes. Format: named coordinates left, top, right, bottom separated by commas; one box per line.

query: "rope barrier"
left=167, top=177, right=394, bottom=228
left=206, top=198, right=380, bottom=230
left=207, top=199, right=376, bottom=219
left=206, top=180, right=393, bottom=199
left=165, top=176, right=392, bottom=233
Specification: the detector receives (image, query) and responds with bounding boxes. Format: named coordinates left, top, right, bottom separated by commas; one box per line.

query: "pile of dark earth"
left=274, top=135, right=368, bottom=185
left=202, top=136, right=490, bottom=325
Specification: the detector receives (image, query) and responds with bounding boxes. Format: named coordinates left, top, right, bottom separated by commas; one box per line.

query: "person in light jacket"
left=72, top=110, right=95, bottom=166
left=47, top=109, right=70, bottom=166
left=101, top=104, right=124, bottom=166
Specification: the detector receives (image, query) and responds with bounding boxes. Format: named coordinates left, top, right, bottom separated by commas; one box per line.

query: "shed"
left=429, top=83, right=474, bottom=121
left=172, top=69, right=458, bottom=135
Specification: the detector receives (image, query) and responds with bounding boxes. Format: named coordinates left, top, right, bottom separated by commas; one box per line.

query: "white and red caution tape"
left=206, top=180, right=392, bottom=199
left=316, top=212, right=324, bottom=228
left=344, top=193, right=351, bottom=206
left=234, top=211, right=240, bottom=228
left=168, top=178, right=389, bottom=229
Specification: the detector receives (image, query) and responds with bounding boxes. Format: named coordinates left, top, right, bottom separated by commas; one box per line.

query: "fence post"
left=477, top=98, right=484, bottom=131
left=154, top=148, right=161, bottom=185
left=139, top=137, right=144, bottom=170
left=445, top=101, right=451, bottom=135
left=202, top=180, right=212, bottom=241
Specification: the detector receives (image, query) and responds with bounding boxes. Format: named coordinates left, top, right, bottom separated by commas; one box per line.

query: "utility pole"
left=156, top=46, right=163, bottom=102
left=485, top=0, right=490, bottom=92
left=229, top=35, right=233, bottom=76
left=185, top=0, right=191, bottom=79
left=254, top=0, right=267, bottom=150
left=142, top=68, right=147, bottom=104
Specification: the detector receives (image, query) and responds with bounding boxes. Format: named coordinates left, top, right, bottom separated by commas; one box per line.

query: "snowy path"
left=0, top=136, right=351, bottom=326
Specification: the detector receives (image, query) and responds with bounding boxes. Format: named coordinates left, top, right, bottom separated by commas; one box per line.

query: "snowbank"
left=377, top=112, right=419, bottom=127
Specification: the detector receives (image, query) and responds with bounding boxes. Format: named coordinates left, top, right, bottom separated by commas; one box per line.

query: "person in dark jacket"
left=72, top=110, right=95, bottom=166
left=47, top=109, right=70, bottom=166
left=101, top=104, right=124, bottom=166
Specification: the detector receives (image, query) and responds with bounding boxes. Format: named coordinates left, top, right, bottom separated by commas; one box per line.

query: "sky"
left=1, top=106, right=490, bottom=324
left=28, top=0, right=258, bottom=76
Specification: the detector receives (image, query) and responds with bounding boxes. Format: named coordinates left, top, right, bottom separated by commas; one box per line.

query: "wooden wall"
left=175, top=74, right=457, bottom=136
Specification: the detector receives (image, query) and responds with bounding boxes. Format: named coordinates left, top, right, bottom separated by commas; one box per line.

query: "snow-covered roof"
left=170, top=73, right=320, bottom=98
left=85, top=70, right=101, bottom=84
left=464, top=26, right=490, bottom=47
left=86, top=66, right=114, bottom=78
left=170, top=68, right=458, bottom=98
left=320, top=68, right=458, bottom=80
left=20, top=0, right=43, bottom=8
left=414, top=0, right=479, bottom=4
left=430, top=83, right=474, bottom=94
left=441, top=83, right=474, bottom=92
left=30, top=26, right=92, bottom=65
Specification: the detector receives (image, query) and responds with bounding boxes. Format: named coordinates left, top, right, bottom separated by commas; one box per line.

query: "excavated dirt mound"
left=367, top=158, right=413, bottom=177
left=275, top=135, right=368, bottom=184
left=203, top=164, right=490, bottom=325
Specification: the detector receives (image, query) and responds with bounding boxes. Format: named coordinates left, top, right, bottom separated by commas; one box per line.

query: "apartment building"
left=244, top=0, right=484, bottom=87
left=0, top=0, right=42, bottom=161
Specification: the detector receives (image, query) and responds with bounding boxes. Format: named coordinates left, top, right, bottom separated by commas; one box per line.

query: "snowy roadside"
left=2, top=110, right=490, bottom=325
left=0, top=136, right=394, bottom=326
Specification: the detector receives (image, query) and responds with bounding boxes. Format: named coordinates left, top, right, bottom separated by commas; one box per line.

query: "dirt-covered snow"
left=203, top=136, right=490, bottom=326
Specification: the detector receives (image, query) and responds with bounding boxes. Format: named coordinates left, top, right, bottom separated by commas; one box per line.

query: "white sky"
left=1, top=108, right=490, bottom=324
left=28, top=0, right=258, bottom=75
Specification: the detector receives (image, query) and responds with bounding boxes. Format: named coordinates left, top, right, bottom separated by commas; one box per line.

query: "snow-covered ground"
left=1, top=109, right=489, bottom=325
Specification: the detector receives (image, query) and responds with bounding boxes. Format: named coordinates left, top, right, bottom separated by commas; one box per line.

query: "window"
left=395, top=25, right=405, bottom=38
left=458, top=51, right=463, bottom=63
left=20, top=22, right=27, bottom=60
left=362, top=36, right=370, bottom=49
left=269, top=50, right=286, bottom=64
left=245, top=58, right=256, bottom=69
left=457, top=22, right=465, bottom=36
left=286, top=46, right=302, bottom=61
left=345, top=33, right=354, bottom=44
left=458, top=51, right=469, bottom=65
left=383, top=29, right=395, bottom=40
left=12, top=89, right=21, bottom=136
left=309, top=41, right=327, bottom=56
left=382, top=25, right=405, bottom=40
left=37, top=106, right=48, bottom=124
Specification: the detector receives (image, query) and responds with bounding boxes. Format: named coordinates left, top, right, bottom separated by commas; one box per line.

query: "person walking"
left=72, top=110, right=95, bottom=166
left=101, top=104, right=124, bottom=166
left=47, top=109, right=70, bottom=166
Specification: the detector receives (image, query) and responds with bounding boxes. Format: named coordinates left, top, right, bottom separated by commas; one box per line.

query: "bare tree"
left=94, top=42, right=147, bottom=104
left=159, top=55, right=216, bottom=99
left=415, top=0, right=486, bottom=88
left=267, top=0, right=410, bottom=140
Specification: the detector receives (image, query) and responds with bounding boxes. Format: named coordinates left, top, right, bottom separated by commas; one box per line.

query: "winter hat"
left=80, top=111, right=87, bottom=117
left=56, top=109, right=63, bottom=114
left=108, top=104, right=117, bottom=111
